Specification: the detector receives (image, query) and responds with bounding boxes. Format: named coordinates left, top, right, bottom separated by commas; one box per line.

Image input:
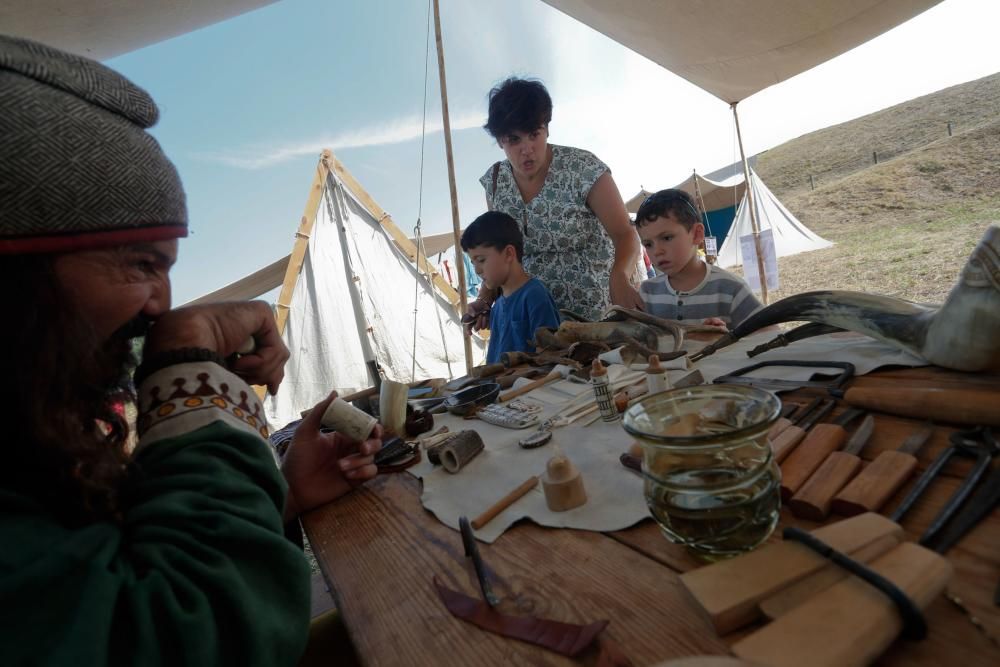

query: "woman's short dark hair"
left=484, top=77, right=553, bottom=140
left=461, top=211, right=524, bottom=262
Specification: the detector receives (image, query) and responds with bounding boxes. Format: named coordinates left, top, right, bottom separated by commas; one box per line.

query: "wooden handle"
left=733, top=542, right=952, bottom=667
left=844, top=387, right=1000, bottom=427
left=832, top=451, right=919, bottom=517
left=770, top=425, right=807, bottom=463
left=471, top=476, right=538, bottom=530
left=498, top=371, right=559, bottom=402
left=787, top=451, right=863, bottom=521
left=471, top=362, right=505, bottom=379
left=779, top=424, right=847, bottom=501
left=768, top=417, right=793, bottom=441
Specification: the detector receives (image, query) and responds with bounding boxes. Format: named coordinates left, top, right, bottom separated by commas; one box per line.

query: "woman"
left=469, top=77, right=642, bottom=325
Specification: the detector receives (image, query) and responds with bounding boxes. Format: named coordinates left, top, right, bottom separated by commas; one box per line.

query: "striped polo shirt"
left=639, top=262, right=763, bottom=328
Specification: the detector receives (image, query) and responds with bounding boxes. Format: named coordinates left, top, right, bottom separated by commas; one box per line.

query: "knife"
left=458, top=516, right=500, bottom=607
left=832, top=424, right=934, bottom=517
left=788, top=414, right=875, bottom=520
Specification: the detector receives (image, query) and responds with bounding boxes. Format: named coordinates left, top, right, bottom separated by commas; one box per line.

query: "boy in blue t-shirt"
left=460, top=211, right=560, bottom=364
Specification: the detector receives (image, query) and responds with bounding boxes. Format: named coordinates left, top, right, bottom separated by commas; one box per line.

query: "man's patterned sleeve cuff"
left=136, top=362, right=270, bottom=447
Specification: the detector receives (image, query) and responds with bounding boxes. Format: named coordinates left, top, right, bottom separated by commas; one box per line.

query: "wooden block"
left=679, top=513, right=903, bottom=635
left=832, top=450, right=919, bottom=517
left=542, top=455, right=587, bottom=511
left=768, top=416, right=793, bottom=441
left=758, top=532, right=900, bottom=620
left=732, top=542, right=953, bottom=667
left=787, top=451, right=863, bottom=521
left=780, top=424, right=847, bottom=501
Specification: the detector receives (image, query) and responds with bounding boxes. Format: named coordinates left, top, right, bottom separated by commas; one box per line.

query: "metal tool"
left=891, top=426, right=999, bottom=547
left=832, top=423, right=934, bottom=517
left=713, top=360, right=855, bottom=392
left=458, top=516, right=500, bottom=607
left=769, top=397, right=822, bottom=441
left=788, top=414, right=875, bottom=520
left=770, top=398, right=836, bottom=463
left=780, top=408, right=866, bottom=501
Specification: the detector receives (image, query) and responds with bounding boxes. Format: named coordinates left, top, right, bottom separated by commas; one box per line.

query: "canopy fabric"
left=540, top=0, right=941, bottom=103
left=625, top=172, right=746, bottom=215
left=264, top=171, right=485, bottom=428
left=716, top=170, right=833, bottom=268
left=187, top=254, right=289, bottom=305
left=1, top=0, right=276, bottom=60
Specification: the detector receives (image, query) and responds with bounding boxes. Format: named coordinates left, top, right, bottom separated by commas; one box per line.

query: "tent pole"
left=731, top=103, right=769, bottom=304
left=433, top=0, right=473, bottom=375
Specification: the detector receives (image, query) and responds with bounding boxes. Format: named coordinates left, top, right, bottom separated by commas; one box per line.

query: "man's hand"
left=143, top=301, right=289, bottom=394
left=702, top=317, right=728, bottom=329
left=280, top=392, right=382, bottom=521
left=609, top=271, right=644, bottom=310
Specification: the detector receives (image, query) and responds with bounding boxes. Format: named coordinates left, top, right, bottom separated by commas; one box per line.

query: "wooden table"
left=303, top=366, right=1000, bottom=665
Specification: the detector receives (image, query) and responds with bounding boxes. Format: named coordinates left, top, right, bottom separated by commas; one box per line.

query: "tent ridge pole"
left=433, top=0, right=473, bottom=375
left=731, top=102, right=769, bottom=304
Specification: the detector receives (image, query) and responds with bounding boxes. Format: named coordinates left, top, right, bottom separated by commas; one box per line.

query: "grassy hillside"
left=740, top=72, right=1000, bottom=306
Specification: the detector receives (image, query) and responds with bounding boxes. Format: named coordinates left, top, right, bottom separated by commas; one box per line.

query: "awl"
left=788, top=414, right=875, bottom=520
left=832, top=424, right=934, bottom=517
left=770, top=399, right=835, bottom=463
left=780, top=408, right=866, bottom=501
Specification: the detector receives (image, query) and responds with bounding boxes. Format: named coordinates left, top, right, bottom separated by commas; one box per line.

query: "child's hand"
left=702, top=317, right=728, bottom=329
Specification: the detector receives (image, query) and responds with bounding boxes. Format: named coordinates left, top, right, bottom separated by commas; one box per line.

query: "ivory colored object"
left=320, top=397, right=378, bottom=443
left=379, top=378, right=409, bottom=436
left=732, top=542, right=952, bottom=667
left=542, top=455, right=587, bottom=512
left=645, top=354, right=670, bottom=395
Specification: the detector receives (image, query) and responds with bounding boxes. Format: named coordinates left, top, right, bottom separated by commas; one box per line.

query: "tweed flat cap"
left=0, top=34, right=187, bottom=254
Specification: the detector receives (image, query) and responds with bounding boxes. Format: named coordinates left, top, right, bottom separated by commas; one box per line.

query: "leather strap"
left=490, top=161, right=501, bottom=210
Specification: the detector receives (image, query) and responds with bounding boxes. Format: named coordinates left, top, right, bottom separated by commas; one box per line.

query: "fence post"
left=809, top=174, right=815, bottom=190
left=947, top=121, right=953, bottom=137
left=873, top=151, right=878, bottom=164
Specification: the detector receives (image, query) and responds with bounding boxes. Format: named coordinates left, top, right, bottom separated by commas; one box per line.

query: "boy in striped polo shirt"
left=634, top=189, right=762, bottom=328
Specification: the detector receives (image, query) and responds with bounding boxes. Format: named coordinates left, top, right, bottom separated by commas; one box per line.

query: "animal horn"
left=691, top=223, right=1000, bottom=372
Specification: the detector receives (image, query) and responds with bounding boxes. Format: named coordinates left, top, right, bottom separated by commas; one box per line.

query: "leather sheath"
left=433, top=576, right=631, bottom=665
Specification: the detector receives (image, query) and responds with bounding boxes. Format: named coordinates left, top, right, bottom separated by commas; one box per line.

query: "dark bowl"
left=444, top=382, right=501, bottom=416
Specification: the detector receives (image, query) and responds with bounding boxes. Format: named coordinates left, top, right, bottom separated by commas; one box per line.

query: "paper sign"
left=703, top=236, right=718, bottom=257
left=740, top=229, right=779, bottom=293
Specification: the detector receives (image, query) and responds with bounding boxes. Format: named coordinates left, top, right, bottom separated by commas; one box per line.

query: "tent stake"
left=434, top=0, right=473, bottom=374
left=731, top=103, right=769, bottom=304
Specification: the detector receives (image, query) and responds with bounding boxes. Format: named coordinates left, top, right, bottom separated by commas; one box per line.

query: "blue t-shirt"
left=486, top=277, right=561, bottom=364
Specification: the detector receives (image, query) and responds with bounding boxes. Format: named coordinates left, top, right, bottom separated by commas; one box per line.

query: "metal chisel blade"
left=897, top=423, right=934, bottom=455
left=843, top=415, right=876, bottom=455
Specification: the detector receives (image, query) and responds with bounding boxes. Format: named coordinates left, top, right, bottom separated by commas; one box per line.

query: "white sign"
left=703, top=236, right=718, bottom=257
left=739, top=229, right=779, bottom=293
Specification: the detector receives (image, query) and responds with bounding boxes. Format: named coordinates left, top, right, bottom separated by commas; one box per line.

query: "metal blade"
left=673, top=369, right=705, bottom=388
left=843, top=415, right=876, bottom=455
left=897, top=423, right=935, bottom=455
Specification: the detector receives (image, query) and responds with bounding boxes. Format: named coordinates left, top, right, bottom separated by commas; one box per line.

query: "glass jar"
left=623, top=384, right=782, bottom=560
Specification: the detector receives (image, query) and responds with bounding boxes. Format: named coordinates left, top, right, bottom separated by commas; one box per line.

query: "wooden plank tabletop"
left=303, top=365, right=1000, bottom=666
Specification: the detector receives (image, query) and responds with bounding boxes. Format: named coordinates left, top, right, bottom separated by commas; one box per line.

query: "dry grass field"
left=750, top=72, right=1000, bottom=305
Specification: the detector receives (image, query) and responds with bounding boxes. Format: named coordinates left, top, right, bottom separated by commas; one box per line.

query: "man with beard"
left=0, top=35, right=381, bottom=665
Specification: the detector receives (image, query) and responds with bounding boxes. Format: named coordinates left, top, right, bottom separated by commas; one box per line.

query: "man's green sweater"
left=0, top=362, right=311, bottom=666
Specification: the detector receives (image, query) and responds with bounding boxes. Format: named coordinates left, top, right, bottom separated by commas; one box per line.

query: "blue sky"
left=106, top=0, right=1000, bottom=305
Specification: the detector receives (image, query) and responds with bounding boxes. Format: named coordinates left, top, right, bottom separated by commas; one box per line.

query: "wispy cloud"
left=195, top=110, right=484, bottom=169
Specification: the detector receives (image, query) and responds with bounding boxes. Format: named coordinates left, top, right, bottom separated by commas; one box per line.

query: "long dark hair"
left=1, top=254, right=131, bottom=525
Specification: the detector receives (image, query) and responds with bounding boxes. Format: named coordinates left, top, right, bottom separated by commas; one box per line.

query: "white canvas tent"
left=191, top=151, right=485, bottom=427
left=626, top=168, right=831, bottom=269
left=716, top=170, right=833, bottom=268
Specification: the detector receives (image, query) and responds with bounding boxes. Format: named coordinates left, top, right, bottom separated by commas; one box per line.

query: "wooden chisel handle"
left=780, top=424, right=847, bottom=501
left=788, top=451, right=863, bottom=521
left=832, top=451, right=919, bottom=517
left=498, top=371, right=559, bottom=402
left=843, top=387, right=1000, bottom=427
left=768, top=417, right=793, bottom=441
left=771, top=425, right=807, bottom=463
